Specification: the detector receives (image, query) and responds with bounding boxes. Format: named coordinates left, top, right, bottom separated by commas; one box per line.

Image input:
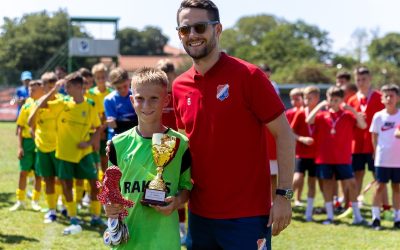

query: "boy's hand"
left=17, top=148, right=24, bottom=160
left=298, top=136, right=314, bottom=145
left=78, top=141, right=91, bottom=149
left=106, top=118, right=117, bottom=129
left=104, top=203, right=123, bottom=219
left=55, top=79, right=66, bottom=91
left=395, top=128, right=400, bottom=139
left=151, top=196, right=178, bottom=216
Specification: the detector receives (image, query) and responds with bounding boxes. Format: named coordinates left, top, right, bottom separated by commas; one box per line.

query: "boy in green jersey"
left=10, top=80, right=44, bottom=212
left=105, top=67, right=192, bottom=250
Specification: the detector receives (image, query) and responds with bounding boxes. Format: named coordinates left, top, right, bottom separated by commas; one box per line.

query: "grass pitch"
left=0, top=122, right=398, bottom=249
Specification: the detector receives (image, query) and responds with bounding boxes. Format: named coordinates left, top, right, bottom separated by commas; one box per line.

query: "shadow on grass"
left=0, top=193, right=14, bottom=209
left=0, top=232, right=39, bottom=244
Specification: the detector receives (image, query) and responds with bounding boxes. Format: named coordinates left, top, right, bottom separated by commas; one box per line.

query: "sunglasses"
left=176, top=21, right=219, bottom=36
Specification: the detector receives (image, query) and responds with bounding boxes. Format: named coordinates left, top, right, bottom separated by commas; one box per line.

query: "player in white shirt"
left=369, top=84, right=400, bottom=230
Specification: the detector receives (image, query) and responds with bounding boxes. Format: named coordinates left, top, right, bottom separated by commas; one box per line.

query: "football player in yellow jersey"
left=10, top=80, right=44, bottom=212
left=28, top=72, right=65, bottom=223
left=32, top=73, right=102, bottom=235
left=91, top=63, right=113, bottom=176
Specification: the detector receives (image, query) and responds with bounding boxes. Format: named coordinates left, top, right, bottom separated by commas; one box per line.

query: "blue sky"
left=1, top=0, right=399, bottom=53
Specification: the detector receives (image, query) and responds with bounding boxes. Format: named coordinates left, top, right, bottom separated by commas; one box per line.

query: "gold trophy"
left=141, top=133, right=179, bottom=206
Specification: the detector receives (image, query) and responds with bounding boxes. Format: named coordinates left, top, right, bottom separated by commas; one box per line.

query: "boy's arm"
left=371, top=132, right=378, bottom=159
left=28, top=80, right=64, bottom=126
left=104, top=98, right=117, bottom=129
left=17, top=126, right=24, bottom=160
left=152, top=189, right=190, bottom=216
left=294, top=133, right=314, bottom=146
left=343, top=104, right=367, bottom=129
left=306, top=100, right=328, bottom=124
left=396, top=126, right=400, bottom=139
left=78, top=126, right=101, bottom=149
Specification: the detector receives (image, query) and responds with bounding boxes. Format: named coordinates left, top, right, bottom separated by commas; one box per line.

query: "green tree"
left=220, top=14, right=279, bottom=55
left=117, top=26, right=168, bottom=55
left=0, top=9, right=86, bottom=84
left=368, top=33, right=400, bottom=67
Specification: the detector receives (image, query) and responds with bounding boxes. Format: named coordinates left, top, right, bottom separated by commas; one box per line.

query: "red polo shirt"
left=173, top=53, right=285, bottom=219
left=291, top=109, right=316, bottom=159
left=285, top=107, right=299, bottom=124
left=162, top=96, right=177, bottom=130
left=313, top=109, right=356, bottom=164
left=347, top=90, right=384, bottom=154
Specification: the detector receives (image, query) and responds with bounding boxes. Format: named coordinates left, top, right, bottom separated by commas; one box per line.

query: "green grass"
left=0, top=122, right=399, bottom=249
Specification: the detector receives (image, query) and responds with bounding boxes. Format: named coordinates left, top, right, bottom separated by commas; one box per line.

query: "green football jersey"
left=111, top=127, right=192, bottom=250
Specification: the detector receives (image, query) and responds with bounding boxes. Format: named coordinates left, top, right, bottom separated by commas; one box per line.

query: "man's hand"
left=78, top=141, right=91, bottom=149
left=150, top=196, right=179, bottom=216
left=17, top=148, right=24, bottom=160
left=267, top=196, right=292, bottom=236
left=104, top=203, right=123, bottom=219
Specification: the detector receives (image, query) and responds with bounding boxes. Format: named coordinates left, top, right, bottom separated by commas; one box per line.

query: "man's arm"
left=266, top=112, right=295, bottom=236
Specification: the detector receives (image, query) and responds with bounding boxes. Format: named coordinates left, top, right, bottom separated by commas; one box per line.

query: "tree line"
left=0, top=10, right=399, bottom=85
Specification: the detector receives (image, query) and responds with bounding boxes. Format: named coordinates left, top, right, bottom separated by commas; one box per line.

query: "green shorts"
left=92, top=151, right=100, bottom=164
left=19, top=138, right=36, bottom=172
left=35, top=150, right=58, bottom=177
left=100, top=139, right=107, bottom=156
left=57, top=153, right=98, bottom=180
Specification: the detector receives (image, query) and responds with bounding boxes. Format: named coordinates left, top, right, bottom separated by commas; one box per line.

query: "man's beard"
left=183, top=32, right=217, bottom=60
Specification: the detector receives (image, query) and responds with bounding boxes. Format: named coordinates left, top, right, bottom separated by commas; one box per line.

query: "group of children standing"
left=287, top=67, right=400, bottom=229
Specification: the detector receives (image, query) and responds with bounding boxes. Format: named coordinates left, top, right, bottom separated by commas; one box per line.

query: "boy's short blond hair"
left=303, top=85, right=320, bottom=96
left=131, top=67, right=168, bottom=90
left=91, top=63, right=107, bottom=75
left=289, top=87, right=303, bottom=97
left=41, top=72, right=57, bottom=84
left=109, top=67, right=129, bottom=86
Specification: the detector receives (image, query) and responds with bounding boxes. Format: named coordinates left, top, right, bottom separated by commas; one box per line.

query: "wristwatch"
left=275, top=189, right=294, bottom=200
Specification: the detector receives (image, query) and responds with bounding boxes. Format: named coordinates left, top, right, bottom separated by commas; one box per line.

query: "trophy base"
left=141, top=188, right=167, bottom=206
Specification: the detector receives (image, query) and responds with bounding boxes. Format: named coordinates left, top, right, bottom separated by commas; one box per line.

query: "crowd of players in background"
left=9, top=61, right=400, bottom=239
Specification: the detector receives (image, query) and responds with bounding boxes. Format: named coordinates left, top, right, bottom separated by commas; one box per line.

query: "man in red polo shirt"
left=347, top=67, right=385, bottom=200
left=173, top=1, right=295, bottom=249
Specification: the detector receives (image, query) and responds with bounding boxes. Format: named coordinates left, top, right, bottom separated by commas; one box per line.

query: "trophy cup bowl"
left=141, top=133, right=178, bottom=206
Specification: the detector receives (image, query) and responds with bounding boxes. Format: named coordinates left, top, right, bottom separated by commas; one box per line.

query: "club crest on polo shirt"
left=82, top=111, right=87, bottom=117
left=216, top=84, right=229, bottom=101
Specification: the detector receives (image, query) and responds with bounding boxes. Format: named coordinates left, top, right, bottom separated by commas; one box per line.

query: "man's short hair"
left=327, top=86, right=344, bottom=98
left=336, top=71, right=351, bottom=81
left=354, top=66, right=370, bottom=76
left=177, top=0, right=220, bottom=25
left=303, top=85, right=320, bottom=96
left=65, top=72, right=84, bottom=86
left=109, top=67, right=129, bottom=86
left=79, top=68, right=93, bottom=78
left=156, top=59, right=176, bottom=74
left=381, top=84, right=400, bottom=96
left=131, top=67, right=168, bottom=90
left=41, top=72, right=57, bottom=84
